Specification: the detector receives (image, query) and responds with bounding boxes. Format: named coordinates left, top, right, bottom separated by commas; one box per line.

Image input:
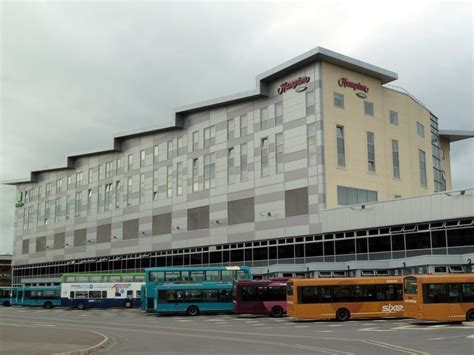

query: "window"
left=152, top=169, right=159, bottom=200
left=260, top=106, right=269, bottom=130
left=187, top=205, right=210, bottom=231
left=364, top=101, right=374, bottom=116
left=139, top=174, right=145, bottom=203
left=390, top=111, right=399, bottom=126
left=127, top=154, right=133, bottom=171
left=227, top=118, right=235, bottom=140
left=392, top=140, right=400, bottom=178
left=307, top=123, right=317, bottom=166
left=44, top=201, right=50, bottom=225
left=37, top=185, right=42, bottom=199
left=336, top=125, right=345, bottom=167
left=306, top=90, right=315, bottom=115
left=105, top=161, right=114, bottom=178
left=192, top=158, right=199, bottom=192
left=116, top=158, right=121, bottom=174
left=299, top=286, right=319, bottom=304
left=87, top=189, right=93, bottom=214
left=204, top=153, right=216, bottom=189
left=367, top=131, right=375, bottom=172
left=46, top=183, right=52, bottom=197
left=423, top=283, right=447, bottom=303
left=240, top=114, right=248, bottom=136
left=419, top=149, right=427, bottom=187
left=177, top=136, right=183, bottom=155
left=153, top=145, right=159, bottom=163
left=228, top=148, right=235, bottom=184
left=334, top=92, right=344, bottom=108
left=88, top=168, right=93, bottom=183
left=240, top=143, right=248, bottom=182
left=275, top=133, right=284, bottom=174
left=192, top=131, right=199, bottom=151
left=417, top=122, right=425, bottom=138
left=103, top=183, right=112, bottom=211
left=115, top=181, right=121, bottom=208
left=75, top=191, right=82, bottom=217
left=228, top=197, right=254, bottom=225
left=54, top=199, right=61, bottom=222
left=166, top=165, right=173, bottom=198
left=140, top=150, right=146, bottom=167
left=65, top=195, right=70, bottom=219
left=167, top=140, right=173, bottom=160
left=261, top=138, right=269, bottom=177
left=285, top=187, right=309, bottom=217
left=56, top=179, right=63, bottom=194
left=126, top=177, right=132, bottom=206
left=275, top=102, right=283, bottom=125
left=204, top=126, right=216, bottom=147
left=176, top=162, right=183, bottom=196
left=67, top=175, right=72, bottom=188
left=337, top=186, right=378, bottom=205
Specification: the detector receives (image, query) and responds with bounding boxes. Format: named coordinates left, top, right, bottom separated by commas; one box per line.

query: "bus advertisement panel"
left=287, top=277, right=403, bottom=321
left=155, top=283, right=233, bottom=316
left=144, top=266, right=252, bottom=312
left=233, top=279, right=288, bottom=317
left=0, top=287, right=17, bottom=307
left=14, top=286, right=61, bottom=309
left=403, top=274, right=474, bottom=322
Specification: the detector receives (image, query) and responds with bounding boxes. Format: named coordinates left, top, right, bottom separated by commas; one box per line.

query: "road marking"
left=359, top=327, right=393, bottom=332
left=362, top=339, right=430, bottom=355
left=294, top=344, right=354, bottom=355
left=33, top=323, right=56, bottom=327
left=466, top=335, right=474, bottom=339
left=318, top=330, right=333, bottom=333
left=294, top=325, right=309, bottom=328
left=428, top=338, right=445, bottom=340
left=328, top=324, right=341, bottom=327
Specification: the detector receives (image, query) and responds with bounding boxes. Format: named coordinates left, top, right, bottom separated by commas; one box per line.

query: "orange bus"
left=403, top=274, right=474, bottom=322
left=287, top=277, right=404, bottom=321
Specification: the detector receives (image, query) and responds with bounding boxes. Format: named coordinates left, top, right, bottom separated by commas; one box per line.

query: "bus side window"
left=136, top=290, right=141, bottom=298
left=462, top=283, right=474, bottom=302
left=319, top=286, right=332, bottom=303
left=221, top=271, right=233, bottom=281
left=102, top=291, right=107, bottom=298
left=127, top=290, right=133, bottom=299
left=70, top=291, right=75, bottom=299
left=423, top=284, right=448, bottom=303
left=206, top=271, right=220, bottom=281
left=18, top=291, right=23, bottom=299
left=448, top=284, right=461, bottom=302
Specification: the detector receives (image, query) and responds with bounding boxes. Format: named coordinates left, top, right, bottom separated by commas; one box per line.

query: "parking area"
left=0, top=307, right=473, bottom=354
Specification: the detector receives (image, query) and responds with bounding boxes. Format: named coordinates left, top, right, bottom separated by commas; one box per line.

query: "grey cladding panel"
left=228, top=197, right=255, bottom=225
left=285, top=187, right=309, bottom=217
left=187, top=205, right=209, bottom=231
left=54, top=232, right=65, bottom=249
left=152, top=213, right=172, bottom=235
left=36, top=236, right=46, bottom=252
left=74, top=229, right=87, bottom=247
left=123, top=219, right=139, bottom=240
left=97, top=224, right=112, bottom=244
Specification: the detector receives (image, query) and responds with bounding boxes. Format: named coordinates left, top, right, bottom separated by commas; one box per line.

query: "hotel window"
left=67, top=175, right=72, bottom=188
left=126, top=177, right=132, bottom=206
left=392, top=140, right=400, bottom=178
left=240, top=143, right=248, bottom=182
left=153, top=145, right=159, bottom=163
left=46, top=183, right=52, bottom=197
left=260, top=106, right=269, bottom=130
left=275, top=102, right=283, bottom=126
left=44, top=201, right=50, bottom=225
left=261, top=138, right=269, bottom=177
left=275, top=133, right=284, bottom=174
left=227, top=117, right=235, bottom=140
left=192, top=158, right=199, bottom=192
left=140, top=150, right=146, bottom=167
left=98, top=165, right=104, bottom=180
left=115, top=181, right=121, bottom=208
left=204, top=126, right=216, bottom=147
left=192, top=131, right=199, bottom=151
left=54, top=198, right=61, bottom=223
left=177, top=136, right=183, bottom=155
left=37, top=202, right=43, bottom=226
left=152, top=169, right=159, bottom=200
left=88, top=168, right=93, bottom=183
left=364, top=101, right=374, bottom=116
left=65, top=195, right=70, bottom=220
left=306, top=90, right=315, bottom=115
left=334, top=92, right=344, bottom=109
left=337, top=186, right=378, bottom=206
left=56, top=179, right=63, bottom=194
left=367, top=131, right=375, bottom=172
left=116, top=158, right=121, bottom=173
left=127, top=154, right=133, bottom=171
left=37, top=185, right=42, bottom=199
left=307, top=123, right=317, bottom=166
left=390, top=111, right=399, bottom=126
left=75, top=191, right=82, bottom=216
left=28, top=206, right=33, bottom=230
left=87, top=189, right=93, bottom=214
left=139, top=174, right=145, bottom=203
left=419, top=149, right=427, bottom=187
left=240, top=114, right=248, bottom=136
left=166, top=165, right=173, bottom=198
left=228, top=147, right=235, bottom=184
left=167, top=140, right=173, bottom=160
left=204, top=153, right=216, bottom=189
left=104, top=183, right=113, bottom=211
left=417, top=122, right=425, bottom=138
left=105, top=161, right=113, bottom=178
left=176, top=162, right=183, bottom=196
left=336, top=125, right=345, bottom=167
left=75, top=171, right=83, bottom=187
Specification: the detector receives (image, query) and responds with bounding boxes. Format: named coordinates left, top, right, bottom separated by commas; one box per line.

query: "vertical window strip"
left=192, top=158, right=199, bottom=192
left=261, top=138, right=269, bottom=177
left=336, top=125, right=345, bottom=167
left=307, top=123, right=317, bottom=166
left=240, top=143, right=248, bottom=182
left=392, top=140, right=400, bottom=178
left=228, top=147, right=235, bottom=184
left=275, top=133, right=284, bottom=174
left=419, top=149, right=427, bottom=187
left=176, top=162, right=183, bottom=196
left=166, top=165, right=173, bottom=198
left=367, top=131, right=375, bottom=172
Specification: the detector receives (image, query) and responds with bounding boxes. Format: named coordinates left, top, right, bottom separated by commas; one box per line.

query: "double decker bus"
left=60, top=272, right=144, bottom=310
left=144, top=266, right=252, bottom=312
left=0, top=287, right=16, bottom=307
left=403, top=274, right=474, bottom=322
left=14, top=285, right=61, bottom=309
left=287, top=277, right=404, bottom=321
left=233, top=279, right=288, bottom=317
left=155, top=282, right=233, bottom=316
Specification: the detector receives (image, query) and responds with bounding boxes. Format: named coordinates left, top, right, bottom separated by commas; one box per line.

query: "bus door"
left=403, top=277, right=418, bottom=318
left=448, top=284, right=462, bottom=319
left=16, top=290, right=23, bottom=305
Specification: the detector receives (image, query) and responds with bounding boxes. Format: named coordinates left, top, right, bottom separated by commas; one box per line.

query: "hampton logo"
left=338, top=77, right=369, bottom=98
left=278, top=76, right=310, bottom=95
left=381, top=304, right=404, bottom=313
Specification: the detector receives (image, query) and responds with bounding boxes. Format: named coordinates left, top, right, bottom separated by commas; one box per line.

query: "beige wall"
left=321, top=62, right=442, bottom=208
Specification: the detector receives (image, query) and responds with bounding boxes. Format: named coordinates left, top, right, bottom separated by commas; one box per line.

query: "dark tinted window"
left=333, top=285, right=354, bottom=302
left=376, top=284, right=403, bottom=301
left=423, top=284, right=448, bottom=303
left=299, top=286, right=319, bottom=304
left=462, top=283, right=474, bottom=302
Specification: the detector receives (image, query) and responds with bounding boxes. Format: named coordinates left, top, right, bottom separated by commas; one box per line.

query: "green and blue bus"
left=60, top=272, right=145, bottom=310
left=144, top=266, right=252, bottom=312
left=140, top=284, right=147, bottom=310
left=155, top=282, right=233, bottom=316
left=14, top=285, right=61, bottom=309
left=0, top=287, right=16, bottom=307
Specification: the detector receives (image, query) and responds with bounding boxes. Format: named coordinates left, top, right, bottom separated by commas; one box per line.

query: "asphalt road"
left=0, top=307, right=473, bottom=355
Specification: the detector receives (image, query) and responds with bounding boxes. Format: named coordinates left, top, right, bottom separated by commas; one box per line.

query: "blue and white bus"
left=155, top=282, right=233, bottom=316
left=60, top=272, right=144, bottom=310
left=0, top=287, right=16, bottom=307
left=14, top=285, right=61, bottom=309
left=144, top=266, right=252, bottom=312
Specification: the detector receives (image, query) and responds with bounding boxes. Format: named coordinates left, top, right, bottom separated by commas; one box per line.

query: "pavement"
left=0, top=306, right=473, bottom=354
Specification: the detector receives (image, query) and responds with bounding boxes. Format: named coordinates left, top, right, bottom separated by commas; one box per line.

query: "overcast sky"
left=1, top=1, right=473, bottom=254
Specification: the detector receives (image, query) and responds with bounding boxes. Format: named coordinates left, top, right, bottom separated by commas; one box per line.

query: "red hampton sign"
left=278, top=76, right=310, bottom=95
left=338, top=77, right=369, bottom=93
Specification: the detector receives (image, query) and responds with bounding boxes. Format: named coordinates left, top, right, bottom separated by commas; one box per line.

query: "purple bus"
left=232, top=279, right=288, bottom=317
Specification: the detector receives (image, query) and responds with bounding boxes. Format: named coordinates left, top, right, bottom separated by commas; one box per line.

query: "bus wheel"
left=466, top=309, right=474, bottom=322
left=124, top=300, right=132, bottom=309
left=335, top=308, right=350, bottom=322
left=271, top=306, right=283, bottom=318
left=43, top=302, right=53, bottom=309
left=77, top=302, right=86, bottom=310
left=187, top=305, right=199, bottom=316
